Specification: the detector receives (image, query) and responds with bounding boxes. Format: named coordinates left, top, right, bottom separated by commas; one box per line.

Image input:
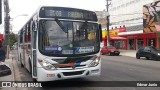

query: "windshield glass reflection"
left=38, top=20, right=100, bottom=56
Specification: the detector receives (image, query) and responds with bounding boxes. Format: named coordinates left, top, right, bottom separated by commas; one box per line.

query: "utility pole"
left=106, top=0, right=111, bottom=46
left=3, top=0, right=10, bottom=59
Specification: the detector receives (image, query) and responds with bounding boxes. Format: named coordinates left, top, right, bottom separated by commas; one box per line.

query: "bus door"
left=31, top=21, right=37, bottom=78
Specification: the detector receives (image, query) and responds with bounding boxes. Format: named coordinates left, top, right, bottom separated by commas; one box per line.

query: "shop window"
left=129, top=39, right=134, bottom=50
left=114, top=40, right=124, bottom=49
left=148, top=38, right=155, bottom=47
left=137, top=39, right=143, bottom=49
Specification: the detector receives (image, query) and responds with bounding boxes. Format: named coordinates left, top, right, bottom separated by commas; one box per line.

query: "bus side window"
left=25, top=25, right=28, bottom=42
left=28, top=44, right=31, bottom=49
left=28, top=21, right=31, bottom=41
left=20, top=30, right=23, bottom=43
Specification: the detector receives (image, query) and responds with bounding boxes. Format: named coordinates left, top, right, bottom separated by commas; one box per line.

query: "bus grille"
left=62, top=70, right=85, bottom=76
left=58, top=65, right=86, bottom=68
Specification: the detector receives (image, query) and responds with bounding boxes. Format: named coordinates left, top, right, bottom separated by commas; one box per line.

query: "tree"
left=9, top=33, right=17, bottom=46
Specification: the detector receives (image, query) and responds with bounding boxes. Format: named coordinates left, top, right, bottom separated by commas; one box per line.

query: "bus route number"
left=47, top=10, right=62, bottom=17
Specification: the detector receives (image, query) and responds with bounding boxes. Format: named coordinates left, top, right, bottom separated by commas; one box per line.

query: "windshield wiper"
left=55, top=19, right=68, bottom=33
left=79, top=21, right=87, bottom=30
left=55, top=19, right=69, bottom=40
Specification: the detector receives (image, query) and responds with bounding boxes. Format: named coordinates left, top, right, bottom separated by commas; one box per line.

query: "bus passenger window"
left=28, top=22, right=31, bottom=42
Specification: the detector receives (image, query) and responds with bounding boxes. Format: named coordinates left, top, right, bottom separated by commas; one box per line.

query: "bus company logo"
left=2, top=82, right=12, bottom=87
left=1, top=82, right=42, bottom=87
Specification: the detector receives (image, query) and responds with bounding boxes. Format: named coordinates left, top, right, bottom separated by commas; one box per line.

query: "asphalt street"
left=10, top=50, right=160, bottom=90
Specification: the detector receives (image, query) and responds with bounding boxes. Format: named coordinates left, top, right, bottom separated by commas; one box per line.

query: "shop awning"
left=110, top=36, right=127, bottom=40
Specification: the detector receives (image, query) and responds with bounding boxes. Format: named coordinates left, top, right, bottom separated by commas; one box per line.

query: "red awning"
left=110, top=36, right=127, bottom=40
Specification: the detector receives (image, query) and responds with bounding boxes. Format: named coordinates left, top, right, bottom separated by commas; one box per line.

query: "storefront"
left=102, top=29, right=127, bottom=49
left=110, top=37, right=127, bottom=49
left=102, top=26, right=127, bottom=49
left=120, top=33, right=157, bottom=50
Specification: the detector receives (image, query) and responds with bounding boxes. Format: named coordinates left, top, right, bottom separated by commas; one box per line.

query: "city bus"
left=17, top=6, right=102, bottom=82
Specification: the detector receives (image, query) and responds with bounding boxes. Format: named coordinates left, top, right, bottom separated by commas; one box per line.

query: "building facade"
left=108, top=0, right=159, bottom=50
left=110, top=0, right=153, bottom=28
left=143, top=0, right=160, bottom=49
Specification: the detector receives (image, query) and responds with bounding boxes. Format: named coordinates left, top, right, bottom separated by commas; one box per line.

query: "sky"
left=7, top=0, right=106, bottom=33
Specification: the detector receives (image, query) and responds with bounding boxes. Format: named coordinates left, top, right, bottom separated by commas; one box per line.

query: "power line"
left=111, top=22, right=143, bottom=25
left=111, top=13, right=143, bottom=16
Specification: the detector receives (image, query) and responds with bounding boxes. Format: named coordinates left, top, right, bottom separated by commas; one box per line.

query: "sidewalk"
left=0, top=54, right=16, bottom=90
left=119, top=49, right=137, bottom=57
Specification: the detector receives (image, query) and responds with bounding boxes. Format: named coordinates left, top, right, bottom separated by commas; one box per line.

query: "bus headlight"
left=88, top=57, right=100, bottom=67
left=38, top=59, right=56, bottom=70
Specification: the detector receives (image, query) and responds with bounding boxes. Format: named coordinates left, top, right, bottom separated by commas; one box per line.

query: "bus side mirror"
left=99, top=24, right=102, bottom=42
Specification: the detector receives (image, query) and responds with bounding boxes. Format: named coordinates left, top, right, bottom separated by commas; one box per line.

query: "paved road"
left=11, top=50, right=160, bottom=90
left=101, top=55, right=160, bottom=81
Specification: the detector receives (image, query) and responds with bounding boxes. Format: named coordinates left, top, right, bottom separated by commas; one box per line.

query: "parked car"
left=101, top=46, right=120, bottom=56
left=136, top=46, right=160, bottom=61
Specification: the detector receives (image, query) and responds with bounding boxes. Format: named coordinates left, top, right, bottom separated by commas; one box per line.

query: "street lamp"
left=10, top=14, right=28, bottom=32
left=106, top=0, right=111, bottom=46
left=10, top=14, right=28, bottom=21
left=5, top=14, right=28, bottom=59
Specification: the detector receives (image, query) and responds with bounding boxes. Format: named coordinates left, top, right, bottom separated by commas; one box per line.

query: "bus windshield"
left=38, top=20, right=100, bottom=56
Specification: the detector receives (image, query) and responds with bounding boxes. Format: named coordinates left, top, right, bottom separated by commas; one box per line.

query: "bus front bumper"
left=36, top=64, right=101, bottom=82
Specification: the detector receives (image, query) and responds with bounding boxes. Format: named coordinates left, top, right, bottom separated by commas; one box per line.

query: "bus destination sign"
left=39, top=7, right=97, bottom=21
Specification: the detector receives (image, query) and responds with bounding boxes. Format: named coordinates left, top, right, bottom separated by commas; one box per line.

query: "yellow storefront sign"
left=102, top=30, right=118, bottom=38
